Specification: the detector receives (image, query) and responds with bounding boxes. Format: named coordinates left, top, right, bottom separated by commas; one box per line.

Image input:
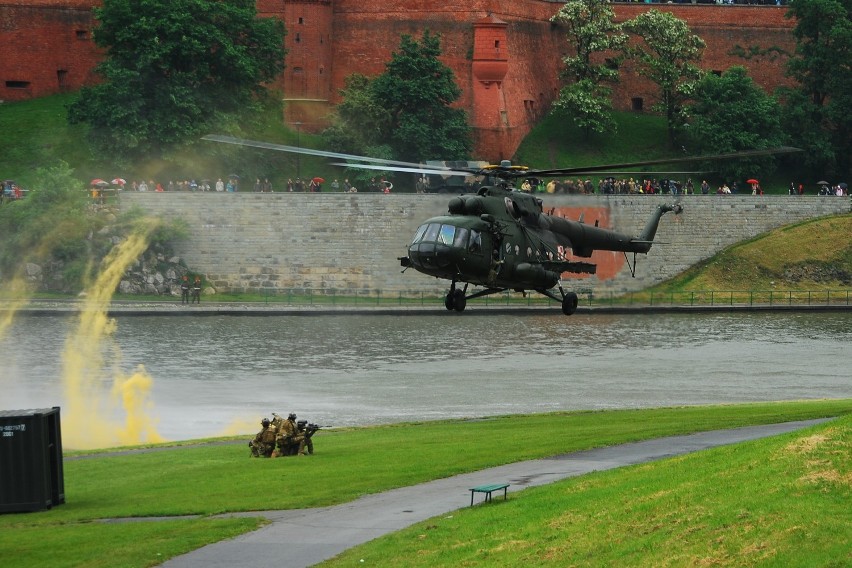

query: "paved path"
left=160, top=419, right=828, bottom=568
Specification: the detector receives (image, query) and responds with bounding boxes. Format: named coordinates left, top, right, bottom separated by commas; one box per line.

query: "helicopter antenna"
left=624, top=251, right=638, bottom=278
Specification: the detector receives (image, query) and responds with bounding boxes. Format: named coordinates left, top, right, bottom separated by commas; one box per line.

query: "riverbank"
left=2, top=403, right=849, bottom=568
left=4, top=298, right=851, bottom=316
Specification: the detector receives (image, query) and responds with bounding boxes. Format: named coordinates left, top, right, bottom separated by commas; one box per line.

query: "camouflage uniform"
left=275, top=413, right=306, bottom=456
left=297, top=420, right=315, bottom=454
left=249, top=419, right=276, bottom=457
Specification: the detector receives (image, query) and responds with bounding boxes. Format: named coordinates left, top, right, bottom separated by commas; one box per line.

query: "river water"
left=1, top=311, right=850, bottom=444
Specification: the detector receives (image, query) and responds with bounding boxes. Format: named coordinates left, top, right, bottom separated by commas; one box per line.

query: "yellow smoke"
left=61, top=221, right=167, bottom=449
left=217, top=416, right=263, bottom=438
left=0, top=276, right=30, bottom=341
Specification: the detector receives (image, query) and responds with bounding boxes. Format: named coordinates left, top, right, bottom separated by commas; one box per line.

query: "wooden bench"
left=469, top=483, right=510, bottom=506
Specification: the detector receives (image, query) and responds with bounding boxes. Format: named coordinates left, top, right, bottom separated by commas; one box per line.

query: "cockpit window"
left=423, top=223, right=440, bottom=243
left=469, top=230, right=482, bottom=253
left=411, top=224, right=429, bottom=244
left=438, top=224, right=455, bottom=245
left=452, top=227, right=469, bottom=248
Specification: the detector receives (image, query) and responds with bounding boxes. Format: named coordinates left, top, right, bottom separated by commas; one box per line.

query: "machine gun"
left=297, top=420, right=323, bottom=438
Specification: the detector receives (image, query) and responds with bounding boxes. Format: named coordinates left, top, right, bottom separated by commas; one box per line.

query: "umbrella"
left=746, top=178, right=759, bottom=185
left=228, top=174, right=240, bottom=179
left=817, top=181, right=830, bottom=185
left=111, top=178, right=126, bottom=186
left=839, top=182, right=848, bottom=190
left=91, top=179, right=110, bottom=187
left=312, top=177, right=325, bottom=184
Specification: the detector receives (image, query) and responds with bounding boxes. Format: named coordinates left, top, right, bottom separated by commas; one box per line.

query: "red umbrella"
left=111, top=178, right=127, bottom=186
left=746, top=178, right=759, bottom=185
left=312, top=177, right=325, bottom=184
left=90, top=179, right=110, bottom=187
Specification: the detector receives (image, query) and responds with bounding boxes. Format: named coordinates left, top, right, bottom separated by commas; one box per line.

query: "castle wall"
left=0, top=2, right=100, bottom=100
left=118, top=192, right=850, bottom=297
left=1, top=1, right=797, bottom=159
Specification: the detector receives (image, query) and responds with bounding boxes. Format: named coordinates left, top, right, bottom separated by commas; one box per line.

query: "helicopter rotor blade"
left=202, top=134, right=469, bottom=173
left=330, top=162, right=476, bottom=176
left=521, top=146, right=802, bottom=178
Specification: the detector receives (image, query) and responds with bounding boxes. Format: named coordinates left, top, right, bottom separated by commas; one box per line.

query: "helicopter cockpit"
left=405, top=220, right=487, bottom=272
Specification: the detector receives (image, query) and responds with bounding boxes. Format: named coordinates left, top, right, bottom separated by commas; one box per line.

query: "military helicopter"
left=203, top=135, right=797, bottom=315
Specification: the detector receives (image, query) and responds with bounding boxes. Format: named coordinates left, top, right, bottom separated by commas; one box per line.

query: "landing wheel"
left=444, top=292, right=455, bottom=311
left=561, top=292, right=579, bottom=316
left=452, top=289, right=467, bottom=312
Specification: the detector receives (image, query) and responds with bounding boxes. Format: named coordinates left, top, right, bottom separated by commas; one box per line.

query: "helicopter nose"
left=408, top=242, right=454, bottom=269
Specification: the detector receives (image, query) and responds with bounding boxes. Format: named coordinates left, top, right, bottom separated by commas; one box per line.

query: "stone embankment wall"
left=119, top=193, right=850, bottom=296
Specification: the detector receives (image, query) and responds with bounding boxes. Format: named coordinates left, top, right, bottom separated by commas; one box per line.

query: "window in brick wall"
left=76, top=30, right=89, bottom=40
left=298, top=17, right=304, bottom=24
left=295, top=33, right=300, bottom=43
left=712, top=70, right=722, bottom=77
left=631, top=97, right=643, bottom=112
left=6, top=81, right=31, bottom=89
left=57, top=69, right=68, bottom=90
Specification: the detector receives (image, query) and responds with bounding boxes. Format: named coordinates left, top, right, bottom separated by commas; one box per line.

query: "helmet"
left=288, top=413, right=297, bottom=420
left=261, top=418, right=270, bottom=426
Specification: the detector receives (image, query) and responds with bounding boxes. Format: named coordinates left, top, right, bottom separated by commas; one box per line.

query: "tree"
left=780, top=0, right=852, bottom=179
left=68, top=0, right=286, bottom=163
left=373, top=31, right=472, bottom=161
left=550, top=0, right=627, bottom=136
left=623, top=10, right=705, bottom=147
left=687, top=67, right=786, bottom=182
left=326, top=31, right=471, bottom=164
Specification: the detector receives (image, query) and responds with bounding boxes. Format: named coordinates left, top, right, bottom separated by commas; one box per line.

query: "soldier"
left=297, top=420, right=321, bottom=454
left=276, top=413, right=307, bottom=456
left=191, top=276, right=202, bottom=304
left=180, top=275, right=190, bottom=304
left=248, top=418, right=276, bottom=457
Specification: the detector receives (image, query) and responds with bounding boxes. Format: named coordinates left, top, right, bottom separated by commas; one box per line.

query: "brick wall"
left=119, top=192, right=850, bottom=296
left=1, top=1, right=797, bottom=159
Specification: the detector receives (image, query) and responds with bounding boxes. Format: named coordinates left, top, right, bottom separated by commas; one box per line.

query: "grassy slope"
left=651, top=214, right=852, bottom=293
left=0, top=401, right=850, bottom=567
left=0, top=94, right=338, bottom=191
left=2, top=94, right=806, bottom=194
left=326, top=415, right=851, bottom=567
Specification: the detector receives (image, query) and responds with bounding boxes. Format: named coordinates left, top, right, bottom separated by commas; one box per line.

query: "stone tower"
left=470, top=14, right=511, bottom=160
left=278, top=0, right=334, bottom=132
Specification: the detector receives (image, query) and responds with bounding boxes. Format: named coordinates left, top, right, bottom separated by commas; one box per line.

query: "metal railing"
left=240, top=288, right=852, bottom=309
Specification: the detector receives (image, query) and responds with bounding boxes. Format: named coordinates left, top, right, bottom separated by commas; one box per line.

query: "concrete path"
left=160, top=418, right=828, bottom=568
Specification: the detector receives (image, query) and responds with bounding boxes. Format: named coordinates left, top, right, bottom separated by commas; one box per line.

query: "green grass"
left=325, top=415, right=851, bottom=567
left=0, top=401, right=850, bottom=567
left=2, top=93, right=807, bottom=195
left=648, top=213, right=852, bottom=295
left=0, top=94, right=338, bottom=191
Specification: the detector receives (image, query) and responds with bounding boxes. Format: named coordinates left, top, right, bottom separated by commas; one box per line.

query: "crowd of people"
left=66, top=173, right=852, bottom=198
left=1, top=180, right=24, bottom=203
left=102, top=175, right=400, bottom=194
left=513, top=177, right=848, bottom=197
left=248, top=412, right=322, bottom=458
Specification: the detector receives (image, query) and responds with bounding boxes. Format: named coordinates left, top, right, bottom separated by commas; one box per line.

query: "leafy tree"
left=321, top=74, right=392, bottom=156
left=550, top=0, right=627, bottom=136
left=687, top=67, right=786, bottom=181
left=0, top=162, right=92, bottom=280
left=68, top=0, right=286, bottom=164
left=325, top=31, right=472, bottom=163
left=373, top=31, right=472, bottom=161
left=780, top=0, right=852, bottom=179
left=623, top=10, right=705, bottom=146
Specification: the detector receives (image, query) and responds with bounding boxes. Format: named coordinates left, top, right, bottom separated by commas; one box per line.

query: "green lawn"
left=2, top=93, right=807, bottom=194
left=0, top=401, right=849, bottom=567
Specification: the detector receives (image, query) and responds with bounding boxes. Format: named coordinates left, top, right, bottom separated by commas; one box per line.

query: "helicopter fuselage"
left=401, top=185, right=681, bottom=313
